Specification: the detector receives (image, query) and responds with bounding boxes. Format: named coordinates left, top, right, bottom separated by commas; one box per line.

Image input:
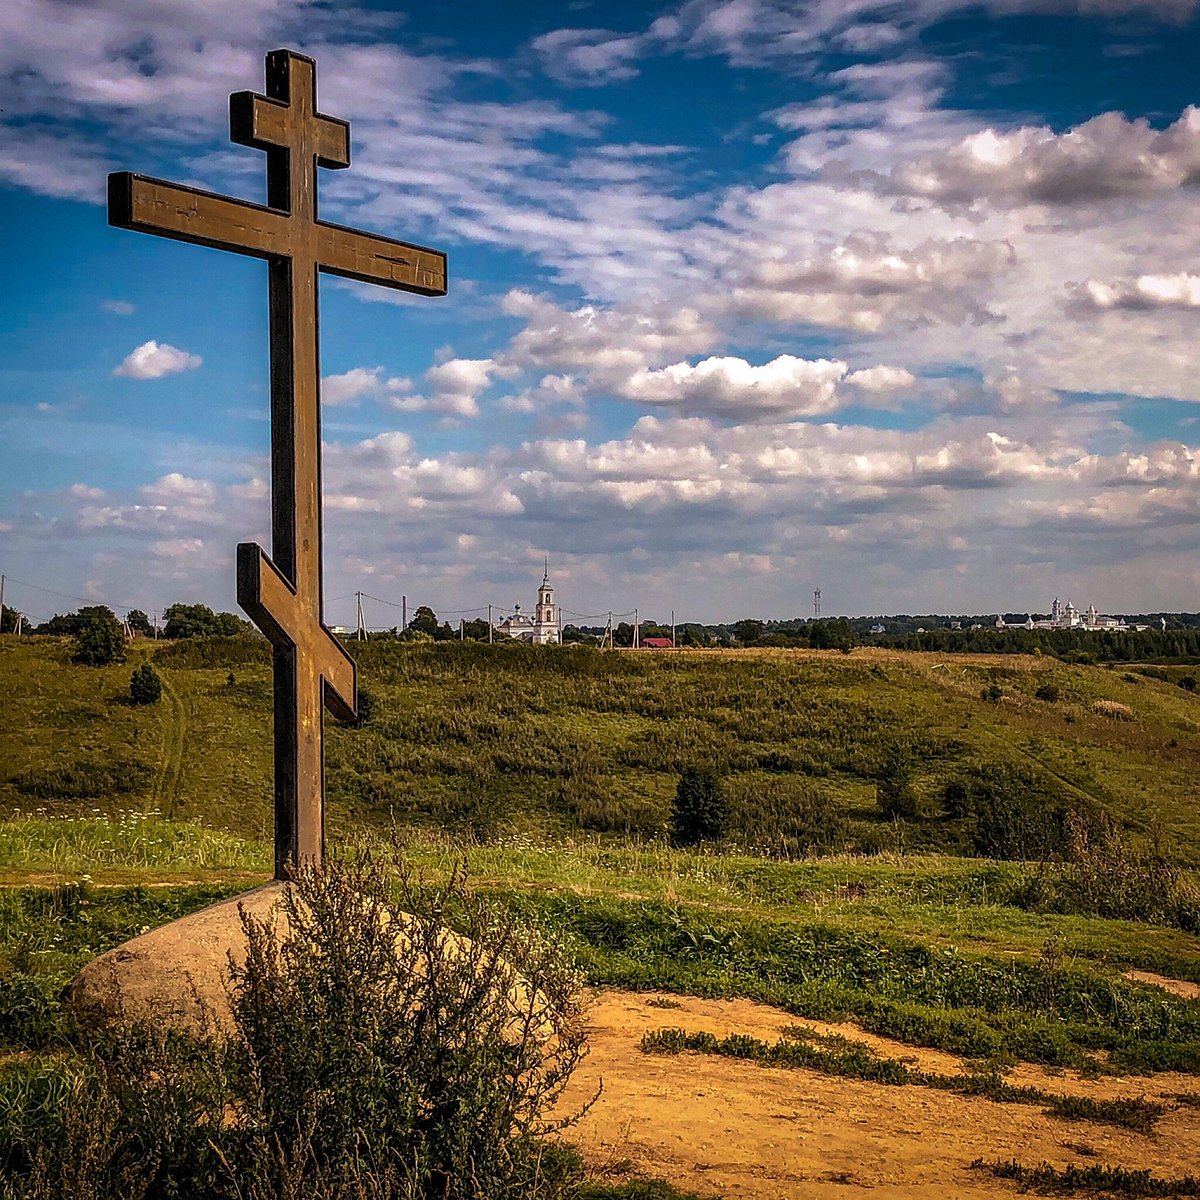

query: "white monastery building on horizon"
left=496, top=565, right=560, bottom=644
left=995, top=598, right=1153, bottom=633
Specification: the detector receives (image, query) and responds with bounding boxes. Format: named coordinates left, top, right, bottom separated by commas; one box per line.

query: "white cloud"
left=865, top=107, right=1200, bottom=207
left=114, top=340, right=201, bottom=380
left=845, top=366, right=917, bottom=393
left=102, top=299, right=135, bottom=316
left=719, top=236, right=1014, bottom=331
left=501, top=292, right=717, bottom=377
left=1069, top=272, right=1200, bottom=312
left=323, top=366, right=386, bottom=406
left=620, top=355, right=848, bottom=420
left=387, top=358, right=497, bottom=419
left=530, top=28, right=648, bottom=85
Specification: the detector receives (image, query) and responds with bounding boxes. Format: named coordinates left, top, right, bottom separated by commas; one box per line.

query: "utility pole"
left=355, top=591, right=366, bottom=640
left=671, top=608, right=676, bottom=648
left=488, top=603, right=493, bottom=644
left=152, top=611, right=159, bottom=639
left=0, top=574, right=5, bottom=635
left=459, top=617, right=464, bottom=641
left=605, top=611, right=612, bottom=651
left=401, top=594, right=407, bottom=630
left=813, top=588, right=822, bottom=619
left=633, top=608, right=639, bottom=650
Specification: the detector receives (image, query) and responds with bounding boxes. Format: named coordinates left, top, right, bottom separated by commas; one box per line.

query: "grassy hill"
left=3, top=636, right=1200, bottom=858
left=3, top=636, right=1200, bottom=1196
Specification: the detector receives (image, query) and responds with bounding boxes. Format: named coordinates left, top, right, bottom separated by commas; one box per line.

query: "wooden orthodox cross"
left=109, top=49, right=447, bottom=879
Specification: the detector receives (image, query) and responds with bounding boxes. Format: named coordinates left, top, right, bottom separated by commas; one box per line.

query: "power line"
left=3, top=575, right=139, bottom=614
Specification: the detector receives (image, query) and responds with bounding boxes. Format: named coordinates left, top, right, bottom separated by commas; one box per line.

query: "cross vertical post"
left=109, top=49, right=447, bottom=878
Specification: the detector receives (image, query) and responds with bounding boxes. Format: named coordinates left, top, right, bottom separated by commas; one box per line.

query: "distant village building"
left=496, top=565, right=560, bottom=644
left=995, top=597, right=1149, bottom=633
left=641, top=636, right=674, bottom=649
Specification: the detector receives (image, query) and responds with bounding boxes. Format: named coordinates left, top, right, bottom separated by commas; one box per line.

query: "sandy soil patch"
left=558, top=990, right=1200, bottom=1199
left=1124, top=969, right=1200, bottom=1001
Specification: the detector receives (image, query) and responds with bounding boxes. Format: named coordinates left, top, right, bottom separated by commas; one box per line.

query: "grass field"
left=2, top=636, right=1199, bottom=1196
left=4, top=637, right=1200, bottom=855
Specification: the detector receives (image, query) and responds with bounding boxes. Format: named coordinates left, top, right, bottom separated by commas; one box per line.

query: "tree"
left=407, top=605, right=439, bottom=637
left=129, top=662, right=163, bottom=704
left=73, top=611, right=126, bottom=666
left=163, top=603, right=249, bottom=639
left=733, top=618, right=765, bottom=647
left=126, top=609, right=153, bottom=637
left=39, top=605, right=117, bottom=636
left=875, top=752, right=920, bottom=820
left=670, top=767, right=728, bottom=846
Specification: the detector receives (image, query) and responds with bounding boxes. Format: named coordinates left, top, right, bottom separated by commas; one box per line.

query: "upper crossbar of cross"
left=109, top=52, right=445, bottom=295
left=109, top=50, right=447, bottom=879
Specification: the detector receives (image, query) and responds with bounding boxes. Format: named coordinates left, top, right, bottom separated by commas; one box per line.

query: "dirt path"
left=560, top=990, right=1200, bottom=1199
left=1125, top=969, right=1200, bottom=1000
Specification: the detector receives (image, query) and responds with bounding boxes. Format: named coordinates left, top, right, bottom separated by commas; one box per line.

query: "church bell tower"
left=534, top=560, right=559, bottom=644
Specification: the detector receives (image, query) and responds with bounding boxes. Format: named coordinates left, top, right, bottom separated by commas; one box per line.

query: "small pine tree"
left=73, top=615, right=126, bottom=667
left=876, top=761, right=921, bottom=821
left=670, top=767, right=728, bottom=846
left=129, top=662, right=163, bottom=705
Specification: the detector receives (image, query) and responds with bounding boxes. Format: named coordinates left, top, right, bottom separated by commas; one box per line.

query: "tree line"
left=13, top=598, right=1200, bottom=665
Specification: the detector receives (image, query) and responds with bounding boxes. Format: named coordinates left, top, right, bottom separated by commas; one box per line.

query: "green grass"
left=0, top=813, right=269, bottom=881
left=5, top=637, right=1200, bottom=857
left=972, top=1159, right=1200, bottom=1196
left=495, top=890, right=1200, bottom=1074
left=640, top=1026, right=1165, bottom=1132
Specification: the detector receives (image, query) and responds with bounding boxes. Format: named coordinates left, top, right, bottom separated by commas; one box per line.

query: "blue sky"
left=3, top=0, right=1200, bottom=626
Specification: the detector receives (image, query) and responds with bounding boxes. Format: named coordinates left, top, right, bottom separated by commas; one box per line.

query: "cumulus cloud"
left=323, top=366, right=388, bottom=406
left=387, top=358, right=497, bottom=419
left=113, top=341, right=202, bottom=380
left=864, top=107, right=1200, bottom=207
left=844, top=366, right=918, bottom=393
left=619, top=355, right=848, bottom=420
left=501, top=291, right=717, bottom=377
left=1069, top=272, right=1200, bottom=312
left=721, top=237, right=1015, bottom=331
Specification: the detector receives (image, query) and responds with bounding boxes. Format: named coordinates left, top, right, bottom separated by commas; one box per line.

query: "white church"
left=995, top=597, right=1152, bottom=633
left=496, top=565, right=560, bottom=644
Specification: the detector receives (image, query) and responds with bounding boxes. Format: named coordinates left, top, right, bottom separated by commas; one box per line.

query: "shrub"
left=4, top=847, right=592, bottom=1199
left=1092, top=699, right=1133, bottom=721
left=72, top=615, right=125, bottom=667
left=1034, top=682, right=1059, bottom=703
left=670, top=767, right=728, bottom=846
left=967, top=764, right=1071, bottom=861
left=128, top=663, right=162, bottom=705
left=1018, top=814, right=1200, bottom=932
left=980, top=682, right=1002, bottom=703
left=942, top=780, right=971, bottom=820
left=1180, top=675, right=1197, bottom=693
left=875, top=754, right=921, bottom=821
